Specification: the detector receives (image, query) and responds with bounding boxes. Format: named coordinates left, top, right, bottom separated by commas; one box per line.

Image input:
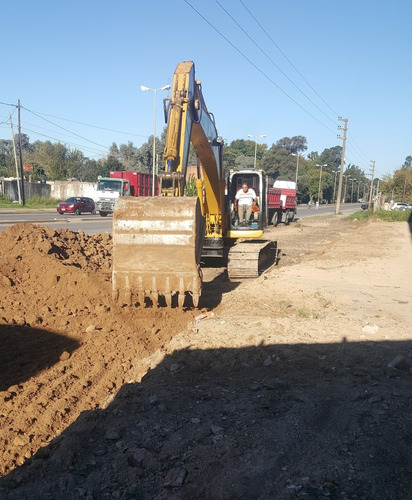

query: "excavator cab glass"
left=228, top=170, right=266, bottom=230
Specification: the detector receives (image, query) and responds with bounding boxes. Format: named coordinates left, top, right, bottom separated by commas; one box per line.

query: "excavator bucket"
left=112, top=196, right=205, bottom=308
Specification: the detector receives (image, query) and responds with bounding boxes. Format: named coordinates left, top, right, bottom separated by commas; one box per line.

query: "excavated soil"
left=0, top=216, right=411, bottom=499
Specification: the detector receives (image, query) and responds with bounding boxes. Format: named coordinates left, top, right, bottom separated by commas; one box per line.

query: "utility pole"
left=368, top=160, right=375, bottom=210
left=9, top=115, right=22, bottom=204
left=335, top=117, right=348, bottom=214
left=17, top=99, right=25, bottom=205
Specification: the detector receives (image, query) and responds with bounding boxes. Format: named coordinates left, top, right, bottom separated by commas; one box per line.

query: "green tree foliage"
left=261, top=146, right=295, bottom=179
left=28, top=141, right=70, bottom=180
left=223, top=139, right=267, bottom=174
left=1, top=131, right=409, bottom=206
left=317, top=145, right=342, bottom=171
left=0, top=139, right=16, bottom=177
left=275, top=136, right=307, bottom=154
left=381, top=162, right=412, bottom=202
left=402, top=155, right=412, bottom=169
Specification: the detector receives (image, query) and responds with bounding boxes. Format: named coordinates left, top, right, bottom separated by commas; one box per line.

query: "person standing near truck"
left=234, top=181, right=258, bottom=225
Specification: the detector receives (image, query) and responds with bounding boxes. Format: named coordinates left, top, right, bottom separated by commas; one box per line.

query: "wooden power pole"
left=17, top=99, right=25, bottom=206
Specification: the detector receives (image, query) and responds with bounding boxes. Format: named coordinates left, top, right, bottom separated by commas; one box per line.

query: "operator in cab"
left=234, top=181, right=258, bottom=225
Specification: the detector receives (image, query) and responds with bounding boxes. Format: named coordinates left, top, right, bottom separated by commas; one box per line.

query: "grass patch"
left=346, top=209, right=411, bottom=222
left=25, top=196, right=61, bottom=208
left=0, top=196, right=16, bottom=208
left=0, top=195, right=61, bottom=209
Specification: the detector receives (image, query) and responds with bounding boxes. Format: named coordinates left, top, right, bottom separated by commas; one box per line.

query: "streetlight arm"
left=248, top=134, right=266, bottom=169
left=141, top=83, right=170, bottom=195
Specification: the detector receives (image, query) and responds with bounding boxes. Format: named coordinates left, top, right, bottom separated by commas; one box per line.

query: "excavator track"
left=227, top=239, right=277, bottom=280
left=112, top=196, right=205, bottom=307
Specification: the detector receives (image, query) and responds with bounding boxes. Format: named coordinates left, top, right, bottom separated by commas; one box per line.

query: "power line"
left=25, top=109, right=147, bottom=138
left=215, top=0, right=337, bottom=126
left=0, top=101, right=17, bottom=108
left=239, top=0, right=339, bottom=118
left=184, top=0, right=337, bottom=135
left=22, top=105, right=109, bottom=149
left=21, top=127, right=109, bottom=157
left=186, top=1, right=381, bottom=175
left=21, top=119, right=109, bottom=151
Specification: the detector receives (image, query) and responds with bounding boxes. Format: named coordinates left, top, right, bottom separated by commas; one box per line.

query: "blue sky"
left=1, top=0, right=411, bottom=179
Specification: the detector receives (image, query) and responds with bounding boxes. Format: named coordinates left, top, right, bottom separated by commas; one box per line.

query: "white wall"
left=48, top=181, right=97, bottom=200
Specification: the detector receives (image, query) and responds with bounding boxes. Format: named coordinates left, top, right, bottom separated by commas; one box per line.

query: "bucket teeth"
left=113, top=289, right=189, bottom=308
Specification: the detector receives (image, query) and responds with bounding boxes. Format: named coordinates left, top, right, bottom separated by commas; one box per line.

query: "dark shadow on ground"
left=1, top=340, right=411, bottom=499
left=0, top=324, right=79, bottom=391
left=199, top=268, right=239, bottom=309
left=199, top=241, right=279, bottom=310
left=408, top=211, right=412, bottom=238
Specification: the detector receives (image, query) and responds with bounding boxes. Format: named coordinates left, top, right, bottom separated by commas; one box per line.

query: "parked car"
left=399, top=203, right=412, bottom=211
left=57, top=197, right=95, bottom=215
left=390, top=202, right=408, bottom=210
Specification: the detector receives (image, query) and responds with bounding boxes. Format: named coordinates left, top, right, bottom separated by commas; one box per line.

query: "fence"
left=0, top=179, right=51, bottom=201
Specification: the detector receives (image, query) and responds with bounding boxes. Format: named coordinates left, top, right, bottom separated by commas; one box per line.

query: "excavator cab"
left=227, top=170, right=268, bottom=232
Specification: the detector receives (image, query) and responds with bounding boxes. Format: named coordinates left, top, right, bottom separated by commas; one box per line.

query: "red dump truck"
left=267, top=180, right=297, bottom=226
left=95, top=171, right=156, bottom=217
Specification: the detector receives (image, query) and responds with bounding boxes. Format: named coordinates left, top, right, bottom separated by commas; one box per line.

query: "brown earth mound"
left=0, top=218, right=411, bottom=499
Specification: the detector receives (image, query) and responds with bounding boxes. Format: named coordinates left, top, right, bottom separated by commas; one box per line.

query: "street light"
left=291, top=153, right=304, bottom=184
left=343, top=174, right=349, bottom=203
left=141, top=84, right=171, bottom=195
left=248, top=134, right=266, bottom=169
left=316, top=164, right=327, bottom=203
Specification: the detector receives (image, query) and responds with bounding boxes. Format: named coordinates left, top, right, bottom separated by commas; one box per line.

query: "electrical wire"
left=239, top=0, right=339, bottom=118
left=21, top=120, right=109, bottom=152
left=215, top=0, right=337, bottom=126
left=21, top=127, right=109, bottom=157
left=185, top=0, right=381, bottom=174
left=183, top=0, right=337, bottom=135
left=22, top=106, right=109, bottom=149
left=25, top=109, right=147, bottom=138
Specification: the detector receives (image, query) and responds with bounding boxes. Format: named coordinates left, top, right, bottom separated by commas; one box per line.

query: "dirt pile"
left=0, top=223, right=112, bottom=330
left=0, top=218, right=411, bottom=499
left=0, top=223, right=192, bottom=479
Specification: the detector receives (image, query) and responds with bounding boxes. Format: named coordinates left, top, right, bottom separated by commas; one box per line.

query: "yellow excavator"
left=112, top=61, right=275, bottom=308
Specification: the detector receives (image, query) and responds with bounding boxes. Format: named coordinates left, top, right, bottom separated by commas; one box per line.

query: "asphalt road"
left=0, top=211, right=113, bottom=234
left=0, top=203, right=363, bottom=234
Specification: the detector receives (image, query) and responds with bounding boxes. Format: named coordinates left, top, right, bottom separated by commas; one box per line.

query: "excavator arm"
left=161, top=61, right=226, bottom=251
left=112, top=61, right=224, bottom=308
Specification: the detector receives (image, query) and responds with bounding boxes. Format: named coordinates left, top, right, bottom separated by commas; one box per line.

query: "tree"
left=29, top=141, right=70, bottom=180
left=261, top=145, right=296, bottom=180
left=402, top=155, right=412, bottom=169
left=317, top=146, right=342, bottom=172
left=383, top=167, right=412, bottom=201
left=275, top=136, right=307, bottom=154
left=0, top=139, right=16, bottom=177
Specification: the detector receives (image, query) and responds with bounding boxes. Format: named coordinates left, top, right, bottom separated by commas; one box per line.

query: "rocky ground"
left=0, top=215, right=411, bottom=499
